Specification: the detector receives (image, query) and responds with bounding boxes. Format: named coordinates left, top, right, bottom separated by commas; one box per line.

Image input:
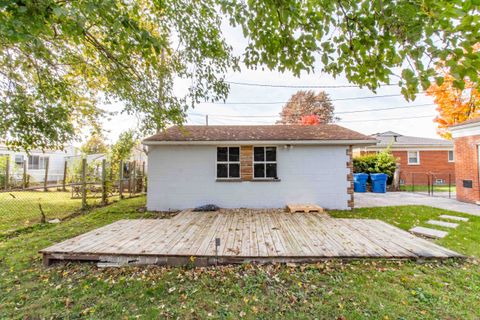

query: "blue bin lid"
left=370, top=173, right=388, bottom=180
left=353, top=173, right=369, bottom=178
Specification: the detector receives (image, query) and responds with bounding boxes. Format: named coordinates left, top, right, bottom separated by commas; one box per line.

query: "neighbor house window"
left=253, top=147, right=277, bottom=179
left=28, top=155, right=48, bottom=170
left=216, top=147, right=240, bottom=179
left=15, top=155, right=24, bottom=166
left=448, top=150, right=454, bottom=162
left=407, top=151, right=420, bottom=165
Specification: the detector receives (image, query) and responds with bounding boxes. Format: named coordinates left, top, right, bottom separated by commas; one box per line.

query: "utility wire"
left=188, top=113, right=436, bottom=123
left=188, top=103, right=435, bottom=118
left=225, top=80, right=397, bottom=88
left=338, top=114, right=435, bottom=123
left=199, top=93, right=432, bottom=105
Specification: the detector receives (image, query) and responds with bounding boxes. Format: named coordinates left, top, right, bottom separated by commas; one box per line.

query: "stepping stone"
left=439, top=215, right=469, bottom=222
left=427, top=220, right=459, bottom=229
left=410, top=226, right=448, bottom=239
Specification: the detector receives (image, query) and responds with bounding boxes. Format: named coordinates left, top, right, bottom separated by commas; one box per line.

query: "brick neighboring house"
left=450, top=118, right=480, bottom=204
left=354, top=131, right=455, bottom=186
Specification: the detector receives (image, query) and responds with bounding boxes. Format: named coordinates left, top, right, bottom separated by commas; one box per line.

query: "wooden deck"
left=41, top=209, right=462, bottom=266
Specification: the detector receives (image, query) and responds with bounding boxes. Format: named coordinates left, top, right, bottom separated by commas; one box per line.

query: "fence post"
left=132, top=160, right=136, bottom=194
left=431, top=174, right=434, bottom=197
left=119, top=160, right=124, bottom=199
left=128, top=161, right=132, bottom=197
left=81, top=158, right=87, bottom=209
left=427, top=174, right=430, bottom=196
left=101, top=159, right=107, bottom=205
left=142, top=161, right=146, bottom=192
left=5, top=157, right=9, bottom=190
left=43, top=157, right=49, bottom=192
left=62, top=160, right=67, bottom=191
left=411, top=173, right=415, bottom=193
left=448, top=173, right=451, bottom=199
left=23, top=162, right=27, bottom=189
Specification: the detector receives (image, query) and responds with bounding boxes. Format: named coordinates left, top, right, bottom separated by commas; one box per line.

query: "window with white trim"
left=15, top=154, right=24, bottom=166
left=28, top=155, right=48, bottom=170
left=253, top=146, right=277, bottom=179
left=448, top=150, right=454, bottom=162
left=216, top=147, right=240, bottom=179
left=407, top=151, right=420, bottom=165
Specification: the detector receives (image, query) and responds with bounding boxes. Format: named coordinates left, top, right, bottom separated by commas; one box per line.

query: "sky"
left=99, top=21, right=441, bottom=144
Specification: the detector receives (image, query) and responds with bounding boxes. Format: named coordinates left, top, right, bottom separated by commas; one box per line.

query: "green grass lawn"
left=399, top=185, right=456, bottom=193
left=1, top=197, right=479, bottom=319
left=0, top=191, right=121, bottom=235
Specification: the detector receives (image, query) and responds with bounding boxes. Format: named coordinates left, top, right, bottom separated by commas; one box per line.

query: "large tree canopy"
left=1, top=1, right=479, bottom=150
left=277, top=90, right=337, bottom=125
left=1, top=0, right=236, bottom=150
left=222, top=0, right=480, bottom=95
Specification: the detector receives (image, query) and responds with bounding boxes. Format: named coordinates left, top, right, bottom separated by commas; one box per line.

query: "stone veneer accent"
left=347, top=145, right=354, bottom=209
left=240, top=145, right=253, bottom=181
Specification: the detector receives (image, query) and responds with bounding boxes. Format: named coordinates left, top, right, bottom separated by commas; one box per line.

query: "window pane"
left=266, top=163, right=277, bottom=178
left=15, top=155, right=23, bottom=165
left=254, top=163, right=265, bottom=178
left=229, top=147, right=240, bottom=162
left=448, top=150, right=454, bottom=161
left=265, top=147, right=276, bottom=161
left=217, top=147, right=228, bottom=161
left=254, top=147, right=264, bottom=161
left=229, top=164, right=240, bottom=178
left=217, top=164, right=228, bottom=178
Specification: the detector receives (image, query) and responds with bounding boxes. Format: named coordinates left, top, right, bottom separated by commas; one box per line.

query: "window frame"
left=28, top=155, right=49, bottom=170
left=14, top=154, right=24, bottom=166
left=448, top=150, right=455, bottom=162
left=407, top=150, right=420, bottom=165
left=252, top=146, right=278, bottom=180
left=215, top=146, right=241, bottom=180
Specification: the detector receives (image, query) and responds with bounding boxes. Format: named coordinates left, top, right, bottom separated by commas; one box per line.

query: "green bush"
left=353, top=149, right=397, bottom=182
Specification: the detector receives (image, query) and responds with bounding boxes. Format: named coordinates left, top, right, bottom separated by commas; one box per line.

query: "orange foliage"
left=427, top=74, right=480, bottom=139
left=300, top=114, right=321, bottom=125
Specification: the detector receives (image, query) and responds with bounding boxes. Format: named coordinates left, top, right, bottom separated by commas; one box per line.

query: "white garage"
left=143, top=125, right=376, bottom=211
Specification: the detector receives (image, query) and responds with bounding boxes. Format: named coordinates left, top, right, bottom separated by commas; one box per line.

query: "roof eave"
left=143, top=139, right=378, bottom=146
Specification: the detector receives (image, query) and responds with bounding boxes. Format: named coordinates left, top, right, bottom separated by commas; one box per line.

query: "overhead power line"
left=338, top=114, right=435, bottom=123
left=188, top=103, right=435, bottom=118
left=225, top=80, right=398, bottom=89
left=199, top=92, right=435, bottom=105
left=187, top=113, right=436, bottom=123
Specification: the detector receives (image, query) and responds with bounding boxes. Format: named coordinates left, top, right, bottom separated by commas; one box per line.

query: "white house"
left=143, top=125, right=376, bottom=211
left=0, top=144, right=78, bottom=184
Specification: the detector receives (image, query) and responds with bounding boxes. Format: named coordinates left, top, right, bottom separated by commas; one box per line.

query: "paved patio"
left=355, top=192, right=480, bottom=216
left=41, top=209, right=461, bottom=266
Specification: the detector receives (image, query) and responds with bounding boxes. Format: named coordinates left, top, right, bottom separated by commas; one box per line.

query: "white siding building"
left=0, top=145, right=78, bottom=184
left=144, top=125, right=376, bottom=211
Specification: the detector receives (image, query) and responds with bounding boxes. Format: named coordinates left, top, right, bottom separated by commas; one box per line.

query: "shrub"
left=353, top=149, right=397, bottom=181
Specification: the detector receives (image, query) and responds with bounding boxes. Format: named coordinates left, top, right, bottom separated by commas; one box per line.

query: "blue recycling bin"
left=353, top=173, right=369, bottom=192
left=370, top=173, right=388, bottom=193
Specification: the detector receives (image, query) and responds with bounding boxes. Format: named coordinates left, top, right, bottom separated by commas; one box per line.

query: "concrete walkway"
left=355, top=192, right=480, bottom=216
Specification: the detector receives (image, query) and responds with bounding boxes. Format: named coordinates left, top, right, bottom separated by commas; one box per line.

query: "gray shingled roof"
left=371, top=131, right=452, bottom=147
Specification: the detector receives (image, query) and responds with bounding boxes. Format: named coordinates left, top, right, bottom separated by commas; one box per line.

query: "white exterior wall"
left=0, top=146, right=77, bottom=183
left=147, top=144, right=350, bottom=211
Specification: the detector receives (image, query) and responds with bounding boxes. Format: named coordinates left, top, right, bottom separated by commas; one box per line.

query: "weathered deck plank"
left=41, top=209, right=463, bottom=266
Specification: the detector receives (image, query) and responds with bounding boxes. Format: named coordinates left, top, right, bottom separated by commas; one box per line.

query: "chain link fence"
left=399, top=172, right=455, bottom=198
left=0, top=155, right=146, bottom=236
